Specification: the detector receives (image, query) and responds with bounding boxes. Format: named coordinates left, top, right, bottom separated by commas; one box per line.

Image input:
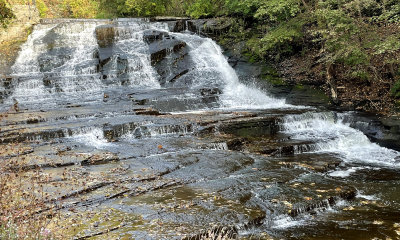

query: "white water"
left=173, top=33, right=290, bottom=110
left=283, top=112, right=400, bottom=167
left=329, top=167, right=367, bottom=177
left=9, top=22, right=103, bottom=107
left=7, top=19, right=400, bottom=167
left=105, top=20, right=168, bottom=88
left=7, top=20, right=167, bottom=109
left=69, top=128, right=112, bottom=149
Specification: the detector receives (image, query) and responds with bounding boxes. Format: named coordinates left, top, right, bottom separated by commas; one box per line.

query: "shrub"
left=391, top=79, right=400, bottom=98
left=376, top=0, right=400, bottom=22
left=223, top=0, right=259, bottom=17
left=0, top=0, right=15, bottom=28
left=61, top=0, right=99, bottom=18
left=120, top=0, right=167, bottom=17
left=260, top=17, right=304, bottom=60
left=37, top=0, right=49, bottom=18
left=185, top=0, right=224, bottom=18
left=374, top=34, right=400, bottom=55
left=255, top=0, right=301, bottom=21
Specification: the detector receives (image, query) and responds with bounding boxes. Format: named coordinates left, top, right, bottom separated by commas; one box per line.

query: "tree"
left=120, top=0, right=167, bottom=17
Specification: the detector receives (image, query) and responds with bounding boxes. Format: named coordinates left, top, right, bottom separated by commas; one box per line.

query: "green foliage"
left=255, top=0, right=301, bottom=21
left=392, top=79, right=400, bottom=98
left=359, top=0, right=382, bottom=16
left=314, top=3, right=370, bottom=67
left=260, top=17, right=304, bottom=59
left=378, top=0, right=400, bottom=22
left=243, top=37, right=263, bottom=62
left=121, top=0, right=167, bottom=17
left=351, top=70, right=370, bottom=80
left=261, top=65, right=286, bottom=85
left=337, top=46, right=369, bottom=66
left=223, top=0, right=260, bottom=17
left=374, top=34, right=400, bottom=55
left=0, top=0, right=15, bottom=28
left=36, top=0, right=49, bottom=18
left=62, top=0, right=99, bottom=18
left=185, top=0, right=223, bottom=18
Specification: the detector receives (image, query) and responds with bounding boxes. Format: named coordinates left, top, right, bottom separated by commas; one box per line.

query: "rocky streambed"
left=1, top=18, right=400, bottom=239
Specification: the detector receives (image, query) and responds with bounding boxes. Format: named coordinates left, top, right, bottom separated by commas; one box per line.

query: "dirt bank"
left=0, top=4, right=39, bottom=77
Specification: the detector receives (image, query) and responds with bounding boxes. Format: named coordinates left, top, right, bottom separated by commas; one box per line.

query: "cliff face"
left=0, top=5, right=39, bottom=77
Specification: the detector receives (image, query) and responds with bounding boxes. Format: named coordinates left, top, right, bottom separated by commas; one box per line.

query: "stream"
left=1, top=18, right=400, bottom=239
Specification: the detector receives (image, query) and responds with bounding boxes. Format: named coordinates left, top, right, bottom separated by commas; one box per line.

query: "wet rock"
left=81, top=152, right=119, bottom=166
left=173, top=19, right=186, bottom=32
left=26, top=116, right=45, bottom=124
left=226, top=138, right=246, bottom=151
left=219, top=117, right=281, bottom=138
left=259, top=145, right=296, bottom=156
left=150, top=41, right=187, bottom=65
left=38, top=47, right=73, bottom=72
left=242, top=214, right=266, bottom=231
left=66, top=104, right=82, bottom=108
left=134, top=108, right=164, bottom=116
left=95, top=25, right=115, bottom=48
left=150, top=49, right=168, bottom=66
left=351, top=168, right=400, bottom=181
left=278, top=157, right=341, bottom=173
left=143, top=29, right=193, bottom=85
left=182, top=226, right=238, bottom=240
left=169, top=69, right=189, bottom=83
left=0, top=129, right=66, bottom=144
left=200, top=88, right=222, bottom=96
left=131, top=98, right=149, bottom=105
left=143, top=29, right=169, bottom=44
left=187, top=18, right=233, bottom=37
left=289, top=189, right=356, bottom=218
left=103, top=122, right=138, bottom=140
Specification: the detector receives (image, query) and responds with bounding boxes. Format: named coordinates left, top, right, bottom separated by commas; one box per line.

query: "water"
left=283, top=112, right=400, bottom=167
left=2, top=18, right=400, bottom=239
left=173, top=33, right=290, bottom=110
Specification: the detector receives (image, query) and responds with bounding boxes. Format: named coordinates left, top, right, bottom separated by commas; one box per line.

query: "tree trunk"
left=326, top=63, right=338, bottom=104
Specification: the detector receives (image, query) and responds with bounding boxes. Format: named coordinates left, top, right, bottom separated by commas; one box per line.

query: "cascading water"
left=3, top=18, right=400, bottom=240
left=5, top=19, right=168, bottom=110
left=5, top=18, right=400, bottom=169
left=282, top=112, right=400, bottom=167
left=172, top=33, right=290, bottom=109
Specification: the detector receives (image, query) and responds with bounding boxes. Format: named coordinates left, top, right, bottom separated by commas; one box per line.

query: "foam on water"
left=271, top=215, right=309, bottom=229
left=172, top=33, right=290, bottom=110
left=7, top=19, right=166, bottom=109
left=283, top=112, right=400, bottom=167
left=329, top=167, right=367, bottom=177
left=356, top=191, right=380, bottom=200
left=69, top=128, right=111, bottom=149
left=8, top=22, right=103, bottom=107
left=107, top=20, right=169, bottom=88
left=8, top=19, right=400, bottom=170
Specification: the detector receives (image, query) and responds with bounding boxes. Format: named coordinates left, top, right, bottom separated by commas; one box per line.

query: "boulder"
left=95, top=25, right=116, bottom=48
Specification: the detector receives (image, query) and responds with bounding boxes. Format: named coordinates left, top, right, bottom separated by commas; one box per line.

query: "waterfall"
left=172, top=33, right=290, bottom=110
left=6, top=19, right=168, bottom=110
left=8, top=22, right=103, bottom=108
left=282, top=112, right=400, bottom=167
left=6, top=18, right=400, bottom=168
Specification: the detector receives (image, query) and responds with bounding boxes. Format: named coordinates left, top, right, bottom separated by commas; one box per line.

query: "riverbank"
left=0, top=4, right=39, bottom=77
